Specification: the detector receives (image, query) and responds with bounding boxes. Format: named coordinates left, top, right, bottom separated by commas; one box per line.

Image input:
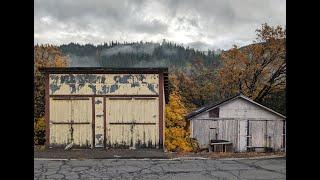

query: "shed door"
left=239, top=120, right=248, bottom=152
left=106, top=97, right=159, bottom=148
left=49, top=97, right=92, bottom=147
left=250, top=121, right=266, bottom=147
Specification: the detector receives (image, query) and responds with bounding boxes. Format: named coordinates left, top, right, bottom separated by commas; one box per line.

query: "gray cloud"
left=133, top=19, right=168, bottom=34
left=35, top=0, right=285, bottom=50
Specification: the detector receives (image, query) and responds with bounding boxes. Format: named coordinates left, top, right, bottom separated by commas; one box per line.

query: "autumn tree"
left=217, top=23, right=286, bottom=104
left=164, top=74, right=198, bottom=152
left=175, top=58, right=217, bottom=110
left=34, top=45, right=68, bottom=144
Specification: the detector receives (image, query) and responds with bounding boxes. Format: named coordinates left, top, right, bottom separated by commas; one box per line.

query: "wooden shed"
left=186, top=94, right=286, bottom=152
left=40, top=67, right=168, bottom=149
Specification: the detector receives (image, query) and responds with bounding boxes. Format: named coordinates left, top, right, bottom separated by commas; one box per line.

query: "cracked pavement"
left=34, top=158, right=285, bottom=180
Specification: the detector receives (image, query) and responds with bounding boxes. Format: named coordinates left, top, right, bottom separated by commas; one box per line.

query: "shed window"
left=209, top=108, right=219, bottom=118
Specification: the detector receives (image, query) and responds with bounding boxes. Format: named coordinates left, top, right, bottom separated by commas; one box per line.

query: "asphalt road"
left=34, top=158, right=285, bottom=180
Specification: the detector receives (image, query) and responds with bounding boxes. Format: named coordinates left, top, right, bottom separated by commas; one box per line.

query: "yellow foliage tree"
left=164, top=74, right=198, bottom=152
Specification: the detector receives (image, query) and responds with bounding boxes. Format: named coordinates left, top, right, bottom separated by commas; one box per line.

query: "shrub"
left=34, top=117, right=46, bottom=145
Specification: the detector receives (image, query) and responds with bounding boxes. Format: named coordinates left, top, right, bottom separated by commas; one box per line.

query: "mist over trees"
left=59, top=40, right=220, bottom=69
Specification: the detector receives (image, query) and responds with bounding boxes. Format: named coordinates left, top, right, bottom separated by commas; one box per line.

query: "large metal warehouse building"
left=40, top=67, right=168, bottom=149
left=186, top=94, right=286, bottom=152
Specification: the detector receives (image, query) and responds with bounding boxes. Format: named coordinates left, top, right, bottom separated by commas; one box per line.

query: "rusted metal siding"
left=49, top=98, right=92, bottom=147
left=49, top=74, right=159, bottom=95
left=105, top=98, right=159, bottom=148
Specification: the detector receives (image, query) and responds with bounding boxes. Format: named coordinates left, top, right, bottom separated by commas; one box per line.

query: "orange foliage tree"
left=217, top=23, right=286, bottom=102
left=175, top=58, right=217, bottom=110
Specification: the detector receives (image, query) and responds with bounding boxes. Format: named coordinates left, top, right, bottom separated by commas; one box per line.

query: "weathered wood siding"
left=192, top=119, right=238, bottom=151
left=94, top=97, right=104, bottom=147
left=48, top=73, right=161, bottom=148
left=219, top=98, right=279, bottom=119
left=250, top=121, right=266, bottom=147
left=49, top=74, right=159, bottom=95
left=191, top=98, right=285, bottom=152
left=266, top=120, right=284, bottom=151
left=106, top=98, right=159, bottom=148
left=239, top=120, right=247, bottom=151
left=49, top=98, right=92, bottom=147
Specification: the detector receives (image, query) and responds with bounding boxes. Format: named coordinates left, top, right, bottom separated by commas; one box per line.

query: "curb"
left=34, top=158, right=76, bottom=161
left=34, top=155, right=285, bottom=161
left=34, top=158, right=172, bottom=161
left=217, top=155, right=286, bottom=161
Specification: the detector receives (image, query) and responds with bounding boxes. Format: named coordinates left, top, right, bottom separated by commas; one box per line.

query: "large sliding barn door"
left=106, top=97, right=159, bottom=148
left=49, top=97, right=92, bottom=147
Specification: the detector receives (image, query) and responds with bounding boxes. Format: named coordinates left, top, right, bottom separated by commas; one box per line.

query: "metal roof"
left=186, top=94, right=286, bottom=120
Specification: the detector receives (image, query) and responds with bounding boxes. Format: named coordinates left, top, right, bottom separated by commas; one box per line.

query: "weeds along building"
left=40, top=67, right=168, bottom=149
left=186, top=94, right=286, bottom=152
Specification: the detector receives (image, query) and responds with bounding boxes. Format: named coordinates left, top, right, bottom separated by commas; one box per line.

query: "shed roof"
left=39, top=67, right=169, bottom=103
left=186, top=94, right=286, bottom=120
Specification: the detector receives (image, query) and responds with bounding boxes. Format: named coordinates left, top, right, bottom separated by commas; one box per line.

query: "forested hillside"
left=59, top=40, right=221, bottom=69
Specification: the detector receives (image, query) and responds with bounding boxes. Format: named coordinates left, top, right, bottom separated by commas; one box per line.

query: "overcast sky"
left=34, top=0, right=286, bottom=51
